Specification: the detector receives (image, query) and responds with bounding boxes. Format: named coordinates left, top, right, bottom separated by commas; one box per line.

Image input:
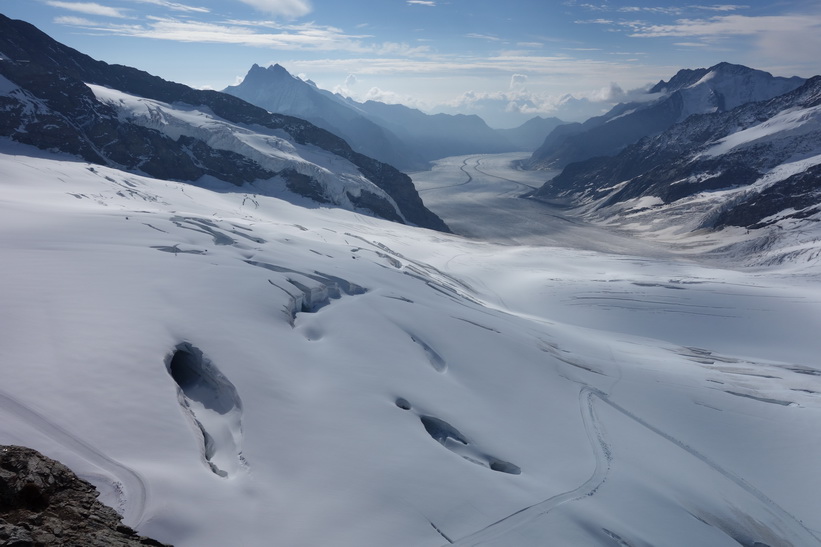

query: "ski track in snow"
left=0, top=389, right=147, bottom=526
left=450, top=385, right=821, bottom=546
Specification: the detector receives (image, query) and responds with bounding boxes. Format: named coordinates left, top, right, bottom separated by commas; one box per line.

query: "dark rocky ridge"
left=224, top=64, right=423, bottom=171
left=0, top=14, right=448, bottom=232
left=532, top=76, right=821, bottom=230
left=225, top=63, right=556, bottom=169
left=0, top=445, right=169, bottom=547
left=526, top=63, right=805, bottom=170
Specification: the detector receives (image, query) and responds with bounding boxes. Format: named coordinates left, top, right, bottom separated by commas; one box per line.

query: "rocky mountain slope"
left=0, top=15, right=448, bottom=232
left=223, top=64, right=421, bottom=171
left=225, top=64, right=554, bottom=171
left=527, top=63, right=805, bottom=169
left=531, top=75, right=821, bottom=264
left=351, top=99, right=519, bottom=161
left=496, top=116, right=565, bottom=152
left=1, top=445, right=169, bottom=546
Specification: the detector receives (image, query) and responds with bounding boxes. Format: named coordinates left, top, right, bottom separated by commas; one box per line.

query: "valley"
left=1, top=12, right=821, bottom=547
left=412, top=152, right=676, bottom=256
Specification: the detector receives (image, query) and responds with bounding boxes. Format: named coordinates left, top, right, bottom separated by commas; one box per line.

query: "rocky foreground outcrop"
left=0, top=445, right=169, bottom=547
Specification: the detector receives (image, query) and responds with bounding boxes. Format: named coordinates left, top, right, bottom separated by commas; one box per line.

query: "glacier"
left=1, top=141, right=820, bottom=546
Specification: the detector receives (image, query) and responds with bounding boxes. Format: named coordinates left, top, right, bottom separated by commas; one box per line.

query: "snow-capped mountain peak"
left=532, top=75, right=821, bottom=266
left=0, top=14, right=449, bottom=232
left=527, top=62, right=806, bottom=169
left=675, top=62, right=805, bottom=121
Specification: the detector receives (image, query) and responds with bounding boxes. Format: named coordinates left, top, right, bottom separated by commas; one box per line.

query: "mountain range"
left=2, top=12, right=821, bottom=547
left=526, top=63, right=806, bottom=170
left=530, top=73, right=821, bottom=263
left=224, top=64, right=564, bottom=171
left=0, top=14, right=448, bottom=232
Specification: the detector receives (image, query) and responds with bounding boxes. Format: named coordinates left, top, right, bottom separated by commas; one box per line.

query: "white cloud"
left=53, top=15, right=98, bottom=25
left=629, top=14, right=821, bottom=38
left=363, top=86, right=425, bottom=108
left=376, top=42, right=431, bottom=56
left=510, top=74, right=528, bottom=89
left=236, top=0, right=312, bottom=18
left=128, top=0, right=210, bottom=13
left=45, top=1, right=129, bottom=18
left=618, top=6, right=682, bottom=15
left=443, top=78, right=662, bottom=125
left=56, top=16, right=371, bottom=51
left=628, top=11, right=821, bottom=70
left=575, top=18, right=615, bottom=25
left=466, top=33, right=502, bottom=41
left=690, top=4, right=748, bottom=12
left=332, top=73, right=361, bottom=98
left=407, top=1, right=436, bottom=6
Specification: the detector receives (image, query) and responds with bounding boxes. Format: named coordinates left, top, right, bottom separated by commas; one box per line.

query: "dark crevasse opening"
left=165, top=343, right=245, bottom=477
left=167, top=344, right=240, bottom=415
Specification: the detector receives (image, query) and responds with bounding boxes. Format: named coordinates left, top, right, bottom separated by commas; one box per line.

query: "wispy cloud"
left=127, top=0, right=210, bottom=13
left=442, top=80, right=661, bottom=123
left=574, top=3, right=747, bottom=15
left=690, top=5, right=748, bottom=12
left=575, top=19, right=614, bottom=25
left=466, top=33, right=502, bottom=41
left=45, top=1, right=130, bottom=18
left=54, top=15, right=99, bottom=26
left=407, top=1, right=436, bottom=6
left=286, top=54, right=651, bottom=79
left=618, top=6, right=682, bottom=15
left=628, top=13, right=821, bottom=38
left=236, top=0, right=312, bottom=18
left=57, top=15, right=384, bottom=52
left=509, top=73, right=528, bottom=88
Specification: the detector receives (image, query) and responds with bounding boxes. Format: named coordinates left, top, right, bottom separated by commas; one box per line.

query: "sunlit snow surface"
left=2, top=144, right=821, bottom=546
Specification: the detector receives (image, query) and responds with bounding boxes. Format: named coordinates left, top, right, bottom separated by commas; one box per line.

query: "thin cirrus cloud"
left=45, top=1, right=130, bottom=18
left=628, top=14, right=821, bottom=38
left=235, top=0, right=313, bottom=18
left=129, top=0, right=211, bottom=13
left=407, top=1, right=437, bottom=6
left=288, top=54, right=644, bottom=79
left=58, top=16, right=373, bottom=51
left=466, top=33, right=503, bottom=41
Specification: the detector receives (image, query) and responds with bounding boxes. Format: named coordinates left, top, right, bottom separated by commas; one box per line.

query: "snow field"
left=1, top=143, right=820, bottom=546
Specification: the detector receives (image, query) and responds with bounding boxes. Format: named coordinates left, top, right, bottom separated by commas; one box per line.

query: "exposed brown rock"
left=0, top=445, right=170, bottom=547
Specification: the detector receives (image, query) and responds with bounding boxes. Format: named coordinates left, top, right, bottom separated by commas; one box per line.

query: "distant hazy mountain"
left=489, top=116, right=566, bottom=152
left=225, top=64, right=554, bottom=170
left=352, top=99, right=519, bottom=161
left=223, top=64, right=423, bottom=171
left=0, top=15, right=448, bottom=231
left=527, top=63, right=806, bottom=169
left=531, top=74, right=821, bottom=245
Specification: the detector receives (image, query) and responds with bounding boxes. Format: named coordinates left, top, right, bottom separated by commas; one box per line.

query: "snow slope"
left=86, top=83, right=393, bottom=212
left=534, top=76, right=821, bottom=267
left=2, top=141, right=821, bottom=546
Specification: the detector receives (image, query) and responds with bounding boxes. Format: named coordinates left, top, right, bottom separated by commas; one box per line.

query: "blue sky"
left=2, top=0, right=821, bottom=127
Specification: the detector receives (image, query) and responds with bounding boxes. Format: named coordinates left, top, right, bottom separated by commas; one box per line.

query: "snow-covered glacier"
left=2, top=142, right=820, bottom=546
